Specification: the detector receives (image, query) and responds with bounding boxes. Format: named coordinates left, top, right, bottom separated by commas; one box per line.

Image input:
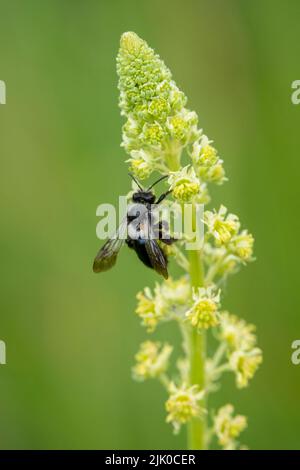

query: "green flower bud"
left=117, top=32, right=200, bottom=176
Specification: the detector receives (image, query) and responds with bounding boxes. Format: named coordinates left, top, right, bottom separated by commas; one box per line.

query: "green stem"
left=211, top=342, right=227, bottom=369
left=164, top=146, right=207, bottom=448
left=212, top=363, right=231, bottom=376
left=187, top=248, right=207, bottom=450
left=165, top=142, right=181, bottom=171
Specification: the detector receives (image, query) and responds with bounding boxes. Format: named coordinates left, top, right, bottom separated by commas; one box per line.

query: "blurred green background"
left=0, top=0, right=299, bottom=450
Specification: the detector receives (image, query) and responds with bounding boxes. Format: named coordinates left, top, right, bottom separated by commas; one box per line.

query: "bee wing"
left=145, top=239, right=168, bottom=279
left=143, top=212, right=168, bottom=279
left=93, top=218, right=127, bottom=273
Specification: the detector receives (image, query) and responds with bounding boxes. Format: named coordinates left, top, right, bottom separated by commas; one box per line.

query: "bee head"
left=128, top=173, right=169, bottom=205
left=132, top=190, right=155, bottom=204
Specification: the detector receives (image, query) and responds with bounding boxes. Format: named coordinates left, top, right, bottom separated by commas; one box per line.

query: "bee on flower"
left=113, top=31, right=262, bottom=450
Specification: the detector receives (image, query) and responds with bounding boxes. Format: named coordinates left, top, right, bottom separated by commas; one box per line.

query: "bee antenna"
left=147, top=174, right=168, bottom=191
left=128, top=173, right=144, bottom=191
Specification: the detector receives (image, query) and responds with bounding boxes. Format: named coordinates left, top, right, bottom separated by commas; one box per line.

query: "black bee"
left=93, top=174, right=173, bottom=279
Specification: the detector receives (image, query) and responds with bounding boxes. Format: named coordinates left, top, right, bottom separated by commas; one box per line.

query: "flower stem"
left=165, top=142, right=181, bottom=171
left=165, top=147, right=206, bottom=448
left=187, top=248, right=207, bottom=450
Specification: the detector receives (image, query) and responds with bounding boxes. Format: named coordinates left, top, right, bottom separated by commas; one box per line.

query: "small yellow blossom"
left=186, top=285, right=220, bottom=329
left=168, top=166, right=200, bottom=203
left=192, top=135, right=217, bottom=164
left=136, top=277, right=191, bottom=331
left=230, top=348, right=263, bottom=388
left=203, top=243, right=251, bottom=282
left=192, top=135, right=226, bottom=185
left=167, top=115, right=189, bottom=143
left=135, top=288, right=160, bottom=332
left=142, top=122, right=164, bottom=146
left=214, top=404, right=247, bottom=450
left=132, top=341, right=173, bottom=381
left=204, top=205, right=240, bottom=245
left=229, top=230, right=254, bottom=262
left=158, top=276, right=190, bottom=308
left=126, top=149, right=154, bottom=179
left=200, top=144, right=218, bottom=165
left=167, top=110, right=198, bottom=145
left=165, top=382, right=205, bottom=433
left=219, top=312, right=256, bottom=352
left=205, top=163, right=226, bottom=183
left=148, top=97, right=171, bottom=121
left=127, top=160, right=152, bottom=180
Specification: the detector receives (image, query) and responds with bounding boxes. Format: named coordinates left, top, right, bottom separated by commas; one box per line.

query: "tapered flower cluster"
left=117, top=32, right=203, bottom=181
left=117, top=32, right=262, bottom=449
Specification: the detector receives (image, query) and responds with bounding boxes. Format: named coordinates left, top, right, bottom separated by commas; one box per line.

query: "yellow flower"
left=204, top=205, right=240, bottom=245
left=132, top=341, right=173, bottom=381
left=168, top=166, right=200, bottom=203
left=186, top=285, right=220, bottom=329
left=214, top=404, right=247, bottom=450
left=192, top=135, right=226, bottom=184
left=165, top=382, right=205, bottom=433
left=157, top=276, right=190, bottom=311
left=229, top=230, right=254, bottom=262
left=142, top=122, right=165, bottom=146
left=193, top=136, right=218, bottom=165
left=167, top=110, right=198, bottom=145
left=201, top=144, right=218, bottom=163
left=148, top=97, right=170, bottom=121
left=230, top=348, right=263, bottom=388
left=205, top=163, right=226, bottom=183
left=219, top=312, right=256, bottom=352
left=135, top=288, right=160, bottom=332
left=135, top=277, right=191, bottom=332
left=128, top=159, right=152, bottom=180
